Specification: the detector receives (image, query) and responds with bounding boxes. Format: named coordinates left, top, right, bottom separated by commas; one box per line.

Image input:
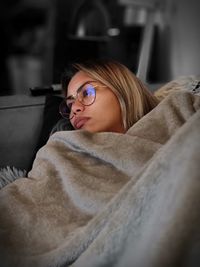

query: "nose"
left=71, top=99, right=85, bottom=115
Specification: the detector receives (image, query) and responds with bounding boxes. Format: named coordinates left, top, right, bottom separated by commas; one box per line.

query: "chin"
left=81, top=125, right=103, bottom=133
left=82, top=127, right=99, bottom=133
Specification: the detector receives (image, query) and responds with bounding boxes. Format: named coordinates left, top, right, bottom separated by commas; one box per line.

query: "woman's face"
left=66, top=71, right=125, bottom=133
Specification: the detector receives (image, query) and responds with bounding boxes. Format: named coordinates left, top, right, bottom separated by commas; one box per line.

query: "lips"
left=74, top=117, right=90, bottom=129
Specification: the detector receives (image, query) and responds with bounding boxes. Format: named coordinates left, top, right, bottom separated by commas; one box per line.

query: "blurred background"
left=0, top=0, right=200, bottom=96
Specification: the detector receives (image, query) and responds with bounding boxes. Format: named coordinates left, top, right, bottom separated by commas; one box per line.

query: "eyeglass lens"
left=59, top=83, right=96, bottom=119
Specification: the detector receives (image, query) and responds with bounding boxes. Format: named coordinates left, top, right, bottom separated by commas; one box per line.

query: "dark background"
left=0, top=0, right=200, bottom=96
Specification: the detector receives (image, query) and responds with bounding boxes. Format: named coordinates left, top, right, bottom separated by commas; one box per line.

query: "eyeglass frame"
left=59, top=81, right=106, bottom=120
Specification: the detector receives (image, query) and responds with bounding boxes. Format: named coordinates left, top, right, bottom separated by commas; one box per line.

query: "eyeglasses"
left=59, top=81, right=98, bottom=120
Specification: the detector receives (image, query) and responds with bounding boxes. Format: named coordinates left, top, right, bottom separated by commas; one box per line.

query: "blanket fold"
left=0, top=91, right=200, bottom=267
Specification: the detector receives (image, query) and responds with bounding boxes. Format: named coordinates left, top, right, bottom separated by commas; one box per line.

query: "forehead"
left=67, top=71, right=92, bottom=96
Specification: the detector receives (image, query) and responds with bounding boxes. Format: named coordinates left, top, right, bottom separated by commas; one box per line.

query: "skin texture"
left=67, top=71, right=125, bottom=133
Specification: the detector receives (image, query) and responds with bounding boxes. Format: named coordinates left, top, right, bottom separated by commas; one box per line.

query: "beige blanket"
left=0, top=91, right=200, bottom=267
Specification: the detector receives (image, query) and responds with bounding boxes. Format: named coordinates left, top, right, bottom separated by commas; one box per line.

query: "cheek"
left=93, top=95, right=123, bottom=124
left=102, top=95, right=122, bottom=119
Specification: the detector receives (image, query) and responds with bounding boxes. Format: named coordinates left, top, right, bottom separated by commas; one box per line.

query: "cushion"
left=35, top=94, right=74, bottom=151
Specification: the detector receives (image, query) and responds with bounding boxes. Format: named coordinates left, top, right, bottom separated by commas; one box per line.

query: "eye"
left=66, top=99, right=74, bottom=110
left=82, top=84, right=95, bottom=98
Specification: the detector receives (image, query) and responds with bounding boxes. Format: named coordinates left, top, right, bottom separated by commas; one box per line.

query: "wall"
left=166, top=0, right=200, bottom=79
left=0, top=0, right=55, bottom=95
left=119, top=0, right=200, bottom=80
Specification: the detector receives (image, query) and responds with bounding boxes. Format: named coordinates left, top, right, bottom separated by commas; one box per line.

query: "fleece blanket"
left=0, top=91, right=200, bottom=267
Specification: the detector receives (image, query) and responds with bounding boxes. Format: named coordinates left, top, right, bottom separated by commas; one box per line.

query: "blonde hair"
left=62, top=59, right=158, bottom=130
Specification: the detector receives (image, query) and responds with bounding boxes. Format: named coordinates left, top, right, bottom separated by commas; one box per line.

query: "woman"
left=1, top=59, right=199, bottom=267
left=59, top=59, right=159, bottom=133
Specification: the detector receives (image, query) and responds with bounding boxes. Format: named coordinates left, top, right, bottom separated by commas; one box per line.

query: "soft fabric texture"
left=154, top=75, right=200, bottom=101
left=0, top=91, right=200, bottom=267
left=50, top=117, right=74, bottom=135
left=0, top=166, right=27, bottom=189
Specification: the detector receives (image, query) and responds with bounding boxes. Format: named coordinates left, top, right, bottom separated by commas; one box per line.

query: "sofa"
left=0, top=93, right=65, bottom=171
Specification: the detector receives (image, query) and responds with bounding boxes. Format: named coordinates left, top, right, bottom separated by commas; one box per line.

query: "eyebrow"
left=66, top=95, right=75, bottom=100
left=66, top=80, right=96, bottom=100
